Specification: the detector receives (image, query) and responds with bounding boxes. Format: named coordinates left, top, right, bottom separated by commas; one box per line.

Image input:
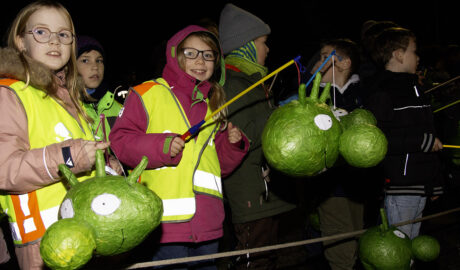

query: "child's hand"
left=83, top=140, right=110, bottom=165
left=432, top=137, right=443, bottom=152
left=227, top=122, right=242, bottom=144
left=170, top=137, right=185, bottom=157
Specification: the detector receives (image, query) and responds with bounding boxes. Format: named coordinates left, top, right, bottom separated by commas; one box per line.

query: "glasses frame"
left=26, top=26, right=75, bottom=45
left=182, top=48, right=217, bottom=62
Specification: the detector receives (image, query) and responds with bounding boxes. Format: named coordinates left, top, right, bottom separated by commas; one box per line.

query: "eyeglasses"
left=26, top=27, right=74, bottom=45
left=182, top=48, right=216, bottom=61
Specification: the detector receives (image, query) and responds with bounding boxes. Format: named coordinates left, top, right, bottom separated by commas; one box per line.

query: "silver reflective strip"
left=194, top=170, right=222, bottom=194
left=423, top=134, right=433, bottom=152
left=414, top=86, right=420, bottom=97
left=19, top=194, right=30, bottom=216
left=386, top=190, right=426, bottom=194
left=393, top=105, right=431, bottom=111
left=162, top=197, right=195, bottom=217
left=40, top=206, right=59, bottom=230
left=388, top=185, right=425, bottom=189
left=404, top=153, right=409, bottom=176
left=8, top=205, right=59, bottom=241
left=421, top=133, right=427, bottom=150
left=23, top=218, right=36, bottom=234
left=10, top=222, right=21, bottom=241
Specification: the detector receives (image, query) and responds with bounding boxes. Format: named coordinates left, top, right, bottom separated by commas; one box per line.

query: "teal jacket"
left=83, top=91, right=123, bottom=142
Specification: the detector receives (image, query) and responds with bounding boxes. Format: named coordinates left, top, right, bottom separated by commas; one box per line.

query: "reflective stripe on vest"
left=0, top=79, right=95, bottom=245
left=134, top=79, right=222, bottom=222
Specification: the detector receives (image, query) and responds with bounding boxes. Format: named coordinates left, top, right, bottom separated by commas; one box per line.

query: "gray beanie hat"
left=219, top=3, right=271, bottom=54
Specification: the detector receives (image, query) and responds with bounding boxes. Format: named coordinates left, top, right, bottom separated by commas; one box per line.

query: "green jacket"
left=83, top=91, right=123, bottom=142
left=223, top=66, right=296, bottom=224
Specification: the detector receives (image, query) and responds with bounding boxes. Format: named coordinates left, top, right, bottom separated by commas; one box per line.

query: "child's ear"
left=15, top=35, right=26, bottom=52
left=392, top=48, right=404, bottom=64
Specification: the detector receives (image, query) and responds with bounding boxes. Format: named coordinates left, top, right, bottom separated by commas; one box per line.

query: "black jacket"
left=364, top=70, right=443, bottom=196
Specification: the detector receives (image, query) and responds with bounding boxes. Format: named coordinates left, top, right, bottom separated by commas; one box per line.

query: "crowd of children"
left=0, top=1, right=459, bottom=270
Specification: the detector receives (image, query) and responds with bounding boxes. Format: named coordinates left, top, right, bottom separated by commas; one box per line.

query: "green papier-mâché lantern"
left=40, top=150, right=163, bottom=270
left=359, top=208, right=440, bottom=270
left=262, top=73, right=387, bottom=177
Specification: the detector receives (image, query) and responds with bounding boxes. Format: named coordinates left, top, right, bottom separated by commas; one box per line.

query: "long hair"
left=177, top=31, right=227, bottom=122
left=7, top=0, right=91, bottom=123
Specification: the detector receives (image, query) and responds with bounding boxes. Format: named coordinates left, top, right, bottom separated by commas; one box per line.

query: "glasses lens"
left=31, top=27, right=73, bottom=44
left=183, top=48, right=198, bottom=59
left=32, top=27, right=50, bottom=42
left=58, top=30, right=73, bottom=44
left=202, top=50, right=216, bottom=61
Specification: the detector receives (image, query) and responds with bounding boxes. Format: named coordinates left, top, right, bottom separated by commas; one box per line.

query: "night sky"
left=2, top=0, right=458, bottom=90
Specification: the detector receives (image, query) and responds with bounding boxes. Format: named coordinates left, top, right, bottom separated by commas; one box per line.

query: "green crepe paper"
left=359, top=226, right=413, bottom=270
left=358, top=209, right=440, bottom=270
left=262, top=100, right=341, bottom=177
left=262, top=74, right=341, bottom=177
left=412, top=235, right=440, bottom=262
left=359, top=209, right=412, bottom=270
left=40, top=218, right=96, bottom=270
left=64, top=175, right=163, bottom=256
left=339, top=124, right=387, bottom=168
left=40, top=151, right=163, bottom=270
left=262, top=74, right=387, bottom=177
left=339, top=108, right=377, bottom=130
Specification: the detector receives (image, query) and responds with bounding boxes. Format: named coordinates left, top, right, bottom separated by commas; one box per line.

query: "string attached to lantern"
left=180, top=56, right=303, bottom=141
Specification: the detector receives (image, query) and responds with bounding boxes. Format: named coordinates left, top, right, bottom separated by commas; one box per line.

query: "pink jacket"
left=109, top=25, right=248, bottom=243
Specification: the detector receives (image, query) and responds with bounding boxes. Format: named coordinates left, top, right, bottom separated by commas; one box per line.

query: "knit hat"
left=77, top=35, right=105, bottom=59
left=219, top=3, right=271, bottom=54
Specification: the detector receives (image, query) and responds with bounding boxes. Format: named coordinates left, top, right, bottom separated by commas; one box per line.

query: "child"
left=77, top=35, right=123, bottom=143
left=109, top=25, right=248, bottom=269
left=0, top=1, right=120, bottom=269
left=311, top=38, right=366, bottom=270
left=279, top=38, right=366, bottom=270
left=364, top=27, right=443, bottom=239
left=218, top=4, right=296, bottom=269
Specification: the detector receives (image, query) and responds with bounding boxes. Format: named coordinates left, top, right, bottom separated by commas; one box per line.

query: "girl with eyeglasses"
left=109, top=25, right=248, bottom=269
left=0, top=1, right=122, bottom=268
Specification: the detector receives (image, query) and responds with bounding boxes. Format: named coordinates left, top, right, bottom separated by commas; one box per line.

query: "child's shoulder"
left=131, top=78, right=170, bottom=96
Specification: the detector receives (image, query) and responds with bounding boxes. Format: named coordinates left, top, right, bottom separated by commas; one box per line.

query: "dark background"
left=2, top=0, right=459, bottom=90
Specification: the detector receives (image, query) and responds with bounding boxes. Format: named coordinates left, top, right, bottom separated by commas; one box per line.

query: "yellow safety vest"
left=0, top=79, right=95, bottom=245
left=133, top=79, right=222, bottom=222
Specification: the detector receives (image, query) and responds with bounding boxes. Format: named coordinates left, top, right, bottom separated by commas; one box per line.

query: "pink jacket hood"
left=162, top=25, right=225, bottom=99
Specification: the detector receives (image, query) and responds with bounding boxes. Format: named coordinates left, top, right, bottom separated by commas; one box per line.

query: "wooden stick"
left=424, top=75, right=460, bottom=94
left=124, top=207, right=460, bottom=269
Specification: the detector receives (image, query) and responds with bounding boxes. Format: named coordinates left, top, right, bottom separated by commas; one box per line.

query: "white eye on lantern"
left=60, top=198, right=74, bottom=219
left=393, top=230, right=406, bottom=239
left=91, top=193, right=121, bottom=216
left=314, top=114, right=333, bottom=130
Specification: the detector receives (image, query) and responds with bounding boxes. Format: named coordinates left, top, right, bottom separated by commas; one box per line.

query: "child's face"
left=181, top=36, right=215, bottom=82
left=17, top=7, right=73, bottom=71
left=400, top=38, right=419, bottom=74
left=77, top=50, right=105, bottom=89
left=315, top=45, right=346, bottom=83
left=254, top=35, right=269, bottom=66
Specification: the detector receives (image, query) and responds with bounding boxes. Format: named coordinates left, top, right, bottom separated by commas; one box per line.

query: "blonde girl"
left=0, top=1, right=120, bottom=268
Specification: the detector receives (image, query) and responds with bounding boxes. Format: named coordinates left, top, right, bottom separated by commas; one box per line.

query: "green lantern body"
left=262, top=99, right=341, bottom=177
left=359, top=225, right=412, bottom=270
left=358, top=209, right=440, bottom=270
left=262, top=73, right=387, bottom=177
left=40, top=151, right=163, bottom=269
